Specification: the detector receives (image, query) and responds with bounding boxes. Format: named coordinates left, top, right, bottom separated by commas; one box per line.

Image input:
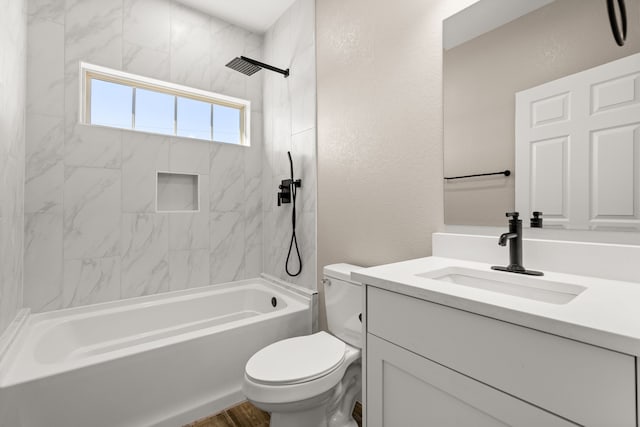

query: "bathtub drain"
left=271, top=297, right=278, bottom=308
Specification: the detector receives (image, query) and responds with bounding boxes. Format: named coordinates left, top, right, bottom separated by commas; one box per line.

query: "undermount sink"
left=416, top=267, right=586, bottom=304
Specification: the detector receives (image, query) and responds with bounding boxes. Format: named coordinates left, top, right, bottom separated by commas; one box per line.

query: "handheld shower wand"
left=277, top=152, right=302, bottom=277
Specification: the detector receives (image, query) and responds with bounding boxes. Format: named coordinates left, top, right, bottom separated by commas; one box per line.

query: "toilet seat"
left=245, top=332, right=346, bottom=385
left=242, top=338, right=361, bottom=406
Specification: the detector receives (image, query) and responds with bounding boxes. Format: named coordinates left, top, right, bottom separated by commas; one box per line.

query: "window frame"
left=79, top=62, right=251, bottom=146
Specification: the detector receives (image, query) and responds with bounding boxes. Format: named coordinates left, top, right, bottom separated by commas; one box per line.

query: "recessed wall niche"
left=156, top=172, right=199, bottom=212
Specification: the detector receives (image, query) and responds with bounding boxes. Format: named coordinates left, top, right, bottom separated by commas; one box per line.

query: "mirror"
left=443, top=0, right=640, bottom=229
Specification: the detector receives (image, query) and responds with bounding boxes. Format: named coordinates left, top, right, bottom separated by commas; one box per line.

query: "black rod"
left=241, top=56, right=289, bottom=77
left=607, top=0, right=627, bottom=46
left=444, top=170, right=511, bottom=181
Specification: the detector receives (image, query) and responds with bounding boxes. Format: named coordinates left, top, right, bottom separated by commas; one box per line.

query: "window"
left=81, top=62, right=250, bottom=145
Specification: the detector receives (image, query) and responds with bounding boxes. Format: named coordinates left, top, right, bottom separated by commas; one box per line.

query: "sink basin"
left=416, top=267, right=586, bottom=304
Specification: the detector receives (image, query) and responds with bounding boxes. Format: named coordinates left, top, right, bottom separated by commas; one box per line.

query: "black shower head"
left=225, top=56, right=289, bottom=78
left=225, top=57, right=261, bottom=76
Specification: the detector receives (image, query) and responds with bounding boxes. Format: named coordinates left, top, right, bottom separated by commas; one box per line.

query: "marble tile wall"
left=262, top=0, right=318, bottom=289
left=24, top=0, right=265, bottom=312
left=0, top=0, right=27, bottom=335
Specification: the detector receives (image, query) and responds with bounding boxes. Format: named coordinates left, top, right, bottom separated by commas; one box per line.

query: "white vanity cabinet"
left=364, top=286, right=637, bottom=426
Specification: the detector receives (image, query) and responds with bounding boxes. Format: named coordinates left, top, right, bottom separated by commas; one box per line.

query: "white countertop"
left=353, top=256, right=640, bottom=356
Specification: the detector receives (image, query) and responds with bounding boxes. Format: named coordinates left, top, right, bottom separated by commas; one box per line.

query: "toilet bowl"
left=242, top=264, right=363, bottom=427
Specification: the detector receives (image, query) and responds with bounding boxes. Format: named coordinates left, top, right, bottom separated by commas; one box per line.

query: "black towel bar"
left=444, top=170, right=511, bottom=181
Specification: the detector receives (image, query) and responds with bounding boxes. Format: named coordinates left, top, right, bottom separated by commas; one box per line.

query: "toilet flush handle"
left=322, top=278, right=331, bottom=286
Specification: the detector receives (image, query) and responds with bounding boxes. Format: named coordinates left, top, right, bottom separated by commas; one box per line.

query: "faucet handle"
left=505, top=212, right=520, bottom=219
left=531, top=211, right=543, bottom=228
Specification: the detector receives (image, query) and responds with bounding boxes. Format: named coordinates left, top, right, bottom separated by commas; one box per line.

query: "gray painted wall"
left=316, top=0, right=477, bottom=328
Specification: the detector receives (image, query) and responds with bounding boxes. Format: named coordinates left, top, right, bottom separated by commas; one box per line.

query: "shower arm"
left=240, top=56, right=290, bottom=78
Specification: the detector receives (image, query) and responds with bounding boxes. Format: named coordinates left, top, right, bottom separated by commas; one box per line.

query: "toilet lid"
left=245, top=332, right=346, bottom=385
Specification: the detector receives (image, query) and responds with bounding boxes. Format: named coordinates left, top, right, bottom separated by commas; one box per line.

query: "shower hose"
left=286, top=151, right=302, bottom=277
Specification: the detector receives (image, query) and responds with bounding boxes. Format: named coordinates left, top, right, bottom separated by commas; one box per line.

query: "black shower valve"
left=276, top=178, right=302, bottom=206
left=280, top=178, right=302, bottom=189
left=277, top=190, right=290, bottom=206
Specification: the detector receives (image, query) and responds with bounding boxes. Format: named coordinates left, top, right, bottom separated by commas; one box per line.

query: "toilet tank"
left=324, top=263, right=364, bottom=349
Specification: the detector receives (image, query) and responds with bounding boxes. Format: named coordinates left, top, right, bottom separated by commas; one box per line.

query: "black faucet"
left=491, top=212, right=543, bottom=276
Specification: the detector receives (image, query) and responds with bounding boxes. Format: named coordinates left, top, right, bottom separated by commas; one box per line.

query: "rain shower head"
left=225, top=56, right=289, bottom=78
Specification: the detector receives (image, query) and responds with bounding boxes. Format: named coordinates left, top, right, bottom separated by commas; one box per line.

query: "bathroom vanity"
left=354, top=233, right=640, bottom=426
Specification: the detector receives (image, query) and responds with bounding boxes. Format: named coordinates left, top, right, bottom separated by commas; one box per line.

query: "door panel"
left=516, top=52, right=640, bottom=230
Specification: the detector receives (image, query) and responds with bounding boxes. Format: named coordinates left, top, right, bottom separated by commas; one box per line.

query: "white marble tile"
left=209, top=14, right=229, bottom=36
left=272, top=97, right=293, bottom=178
left=169, top=249, right=210, bottom=291
left=260, top=1, right=317, bottom=287
left=209, top=22, right=251, bottom=98
left=244, top=120, right=263, bottom=278
left=290, top=0, right=315, bottom=54
left=121, top=213, right=169, bottom=297
left=18, top=0, right=317, bottom=312
left=169, top=138, right=210, bottom=175
left=122, top=132, right=169, bottom=213
left=123, top=0, right=170, bottom=51
left=168, top=177, right=209, bottom=249
left=268, top=6, right=293, bottom=69
left=64, top=0, right=122, bottom=69
left=288, top=212, right=317, bottom=289
left=27, top=17, right=64, bottom=116
left=245, top=146, right=263, bottom=214
left=245, top=32, right=263, bottom=53
left=123, top=42, right=171, bottom=81
left=157, top=173, right=199, bottom=211
left=170, top=2, right=210, bottom=29
left=0, top=159, right=21, bottom=224
left=210, top=211, right=245, bottom=283
left=290, top=45, right=316, bottom=135
left=168, top=211, right=210, bottom=250
left=291, top=128, right=316, bottom=214
left=245, top=50, right=264, bottom=111
left=170, top=3, right=210, bottom=89
left=244, top=207, right=263, bottom=278
left=210, top=143, right=245, bottom=212
left=63, top=257, right=120, bottom=307
left=248, top=110, right=263, bottom=151
left=25, top=113, right=64, bottom=213
left=0, top=206, right=25, bottom=327
left=24, top=213, right=63, bottom=312
left=65, top=124, right=123, bottom=169
left=262, top=88, right=276, bottom=213
left=262, top=208, right=286, bottom=279
left=63, top=67, right=81, bottom=133
left=0, top=0, right=26, bottom=334
left=63, top=167, right=121, bottom=259
left=28, top=0, right=65, bottom=24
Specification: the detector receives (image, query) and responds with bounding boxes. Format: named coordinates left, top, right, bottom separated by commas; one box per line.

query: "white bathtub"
left=0, top=277, right=313, bottom=427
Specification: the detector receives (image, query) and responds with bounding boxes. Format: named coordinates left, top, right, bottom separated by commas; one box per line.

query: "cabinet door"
left=366, top=334, right=578, bottom=427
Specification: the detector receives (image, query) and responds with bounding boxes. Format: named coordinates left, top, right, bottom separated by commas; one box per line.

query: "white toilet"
left=242, top=264, right=363, bottom=427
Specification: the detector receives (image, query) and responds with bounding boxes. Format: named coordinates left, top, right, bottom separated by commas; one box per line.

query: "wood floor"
left=186, top=401, right=363, bottom=427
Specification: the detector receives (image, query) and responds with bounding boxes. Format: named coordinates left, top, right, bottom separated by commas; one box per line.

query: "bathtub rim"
left=0, top=277, right=315, bottom=389
left=25, top=277, right=312, bottom=322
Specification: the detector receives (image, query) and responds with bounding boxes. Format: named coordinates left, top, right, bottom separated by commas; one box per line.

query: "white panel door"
left=366, top=334, right=578, bottom=427
left=516, top=52, right=640, bottom=230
